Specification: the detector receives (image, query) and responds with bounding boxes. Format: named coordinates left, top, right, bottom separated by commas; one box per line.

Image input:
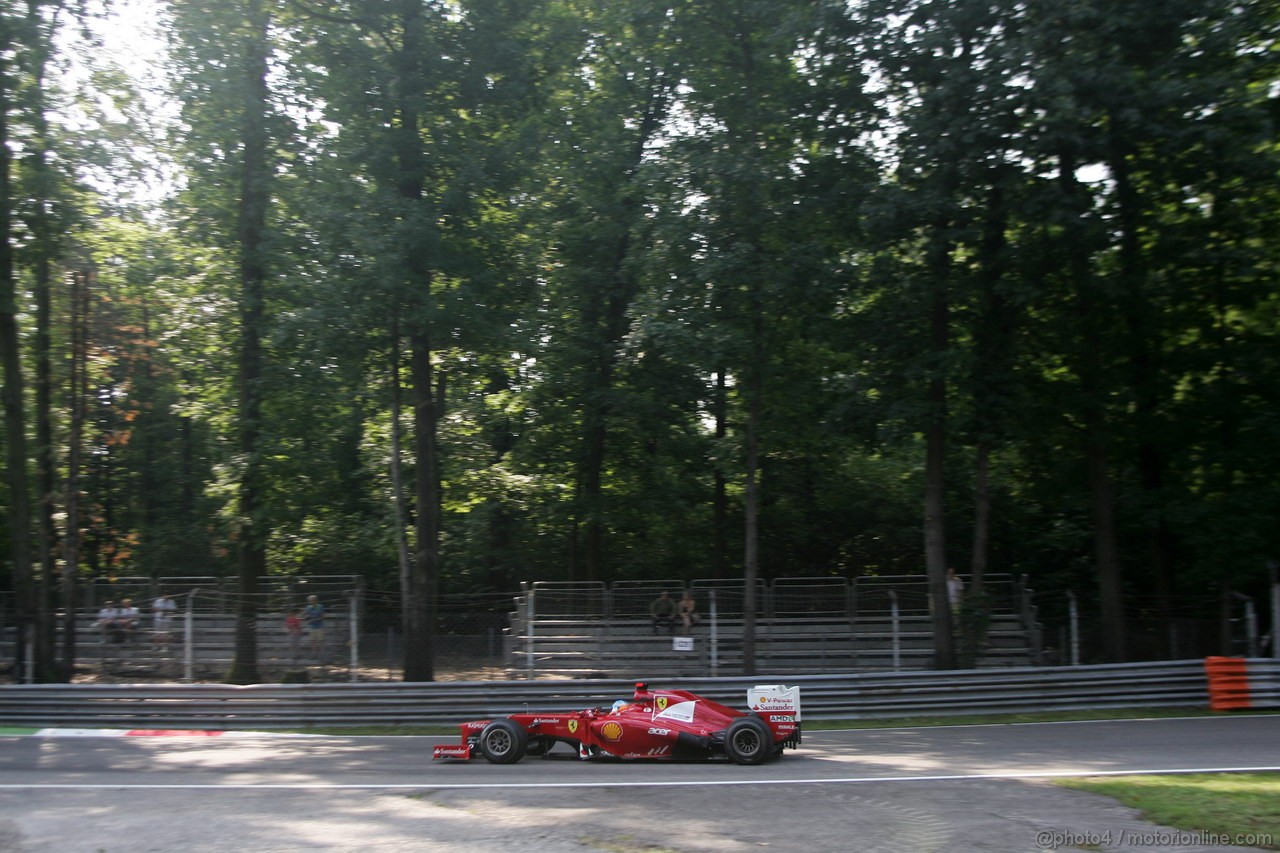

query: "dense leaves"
left=1, top=0, right=1278, bottom=679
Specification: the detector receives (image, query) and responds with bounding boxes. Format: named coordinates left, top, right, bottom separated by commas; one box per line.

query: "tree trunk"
left=32, top=232, right=57, bottom=682
left=712, top=368, right=729, bottom=579
left=28, top=13, right=57, bottom=681
left=61, top=268, right=89, bottom=675
left=970, top=444, right=990, bottom=589
left=1107, top=123, right=1176, bottom=652
left=1088, top=434, right=1126, bottom=661
left=388, top=0, right=439, bottom=683
left=1060, top=150, right=1126, bottom=662
left=969, top=175, right=1009, bottom=596
left=405, top=325, right=439, bottom=682
left=389, top=331, right=413, bottom=641
left=0, top=26, right=35, bottom=683
left=577, top=81, right=669, bottom=585
left=925, top=239, right=956, bottom=669
left=741, top=364, right=761, bottom=678
left=227, top=0, right=272, bottom=684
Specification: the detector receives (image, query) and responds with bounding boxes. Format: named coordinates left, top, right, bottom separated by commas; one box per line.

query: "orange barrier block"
left=1204, top=656, right=1251, bottom=711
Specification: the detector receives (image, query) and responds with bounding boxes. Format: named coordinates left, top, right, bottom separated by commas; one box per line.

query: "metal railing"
left=2, top=659, right=1268, bottom=730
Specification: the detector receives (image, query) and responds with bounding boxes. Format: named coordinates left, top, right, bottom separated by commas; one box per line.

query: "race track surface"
left=1, top=714, right=1277, bottom=852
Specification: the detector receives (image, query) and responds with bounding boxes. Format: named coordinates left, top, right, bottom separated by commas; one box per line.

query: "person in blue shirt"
left=302, top=595, right=327, bottom=661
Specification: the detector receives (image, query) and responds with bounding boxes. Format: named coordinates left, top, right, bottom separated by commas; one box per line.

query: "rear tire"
left=478, top=719, right=528, bottom=764
left=724, top=716, right=772, bottom=766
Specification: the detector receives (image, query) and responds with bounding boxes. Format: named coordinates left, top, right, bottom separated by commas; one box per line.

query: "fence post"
left=23, top=623, right=33, bottom=684
left=349, top=591, right=359, bottom=682
left=1245, top=598, right=1259, bottom=658
left=889, top=589, right=900, bottom=672
left=1271, top=573, right=1280, bottom=660
left=526, top=586, right=536, bottom=680
left=709, top=589, right=718, bottom=678
left=1068, top=590, right=1080, bottom=666
left=183, top=590, right=197, bottom=684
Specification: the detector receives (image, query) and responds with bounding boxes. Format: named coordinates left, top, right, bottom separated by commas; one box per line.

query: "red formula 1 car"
left=433, top=682, right=801, bottom=766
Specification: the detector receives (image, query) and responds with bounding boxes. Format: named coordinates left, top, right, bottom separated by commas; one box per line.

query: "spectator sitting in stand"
left=678, top=590, right=699, bottom=633
left=97, top=600, right=124, bottom=643
left=649, top=591, right=676, bottom=635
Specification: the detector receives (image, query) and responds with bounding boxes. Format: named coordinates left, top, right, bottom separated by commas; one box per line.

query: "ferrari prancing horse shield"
left=568, top=720, right=579, bottom=734
left=656, top=696, right=668, bottom=711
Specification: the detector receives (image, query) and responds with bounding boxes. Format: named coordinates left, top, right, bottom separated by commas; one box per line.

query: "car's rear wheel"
left=724, top=716, right=772, bottom=765
left=478, top=719, right=528, bottom=764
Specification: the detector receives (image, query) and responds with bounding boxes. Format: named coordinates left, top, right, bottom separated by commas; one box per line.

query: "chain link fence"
left=2, top=574, right=1275, bottom=683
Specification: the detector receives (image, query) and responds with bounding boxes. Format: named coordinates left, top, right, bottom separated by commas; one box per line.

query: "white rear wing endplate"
left=747, top=684, right=801, bottom=721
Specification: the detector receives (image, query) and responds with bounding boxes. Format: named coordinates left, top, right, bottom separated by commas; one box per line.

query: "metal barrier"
left=1, top=659, right=1260, bottom=730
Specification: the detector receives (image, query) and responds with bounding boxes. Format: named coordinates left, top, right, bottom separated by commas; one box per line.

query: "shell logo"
left=656, top=696, right=668, bottom=712
left=600, top=721, right=624, bottom=742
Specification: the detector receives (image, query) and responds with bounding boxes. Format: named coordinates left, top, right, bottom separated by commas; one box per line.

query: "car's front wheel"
left=478, top=719, right=528, bottom=764
left=724, top=716, right=773, bottom=766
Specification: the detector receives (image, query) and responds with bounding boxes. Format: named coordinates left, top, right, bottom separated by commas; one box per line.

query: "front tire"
left=724, top=716, right=772, bottom=765
left=478, top=719, right=528, bottom=764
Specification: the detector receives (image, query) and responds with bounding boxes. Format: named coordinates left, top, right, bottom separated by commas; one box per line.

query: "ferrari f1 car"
left=433, top=682, right=800, bottom=765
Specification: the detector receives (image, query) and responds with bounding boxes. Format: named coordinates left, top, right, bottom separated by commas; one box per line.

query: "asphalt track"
left=0, top=715, right=1277, bottom=852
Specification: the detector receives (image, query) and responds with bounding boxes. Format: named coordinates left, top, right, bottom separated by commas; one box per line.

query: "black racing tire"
left=478, top=719, right=528, bottom=764
left=724, top=716, right=773, bottom=766
left=525, top=736, right=552, bottom=757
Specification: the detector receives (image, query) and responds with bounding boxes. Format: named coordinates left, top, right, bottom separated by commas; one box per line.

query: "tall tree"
left=647, top=0, right=843, bottom=673
left=289, top=0, right=565, bottom=677
left=527, top=0, right=681, bottom=583
left=0, top=6, right=35, bottom=681
left=229, top=0, right=272, bottom=684
left=169, top=0, right=280, bottom=683
left=20, top=0, right=66, bottom=682
left=854, top=0, right=1031, bottom=667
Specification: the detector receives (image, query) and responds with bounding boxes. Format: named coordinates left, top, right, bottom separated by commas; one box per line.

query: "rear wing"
left=748, top=684, right=801, bottom=721
left=748, top=684, right=801, bottom=748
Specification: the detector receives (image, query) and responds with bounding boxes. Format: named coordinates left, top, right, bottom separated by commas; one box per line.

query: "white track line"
left=3, top=766, right=1279, bottom=791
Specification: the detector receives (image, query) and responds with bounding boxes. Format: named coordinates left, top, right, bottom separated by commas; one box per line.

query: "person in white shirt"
left=152, top=595, right=178, bottom=648
left=118, top=599, right=140, bottom=639
left=97, top=601, right=123, bottom=642
left=946, top=568, right=964, bottom=613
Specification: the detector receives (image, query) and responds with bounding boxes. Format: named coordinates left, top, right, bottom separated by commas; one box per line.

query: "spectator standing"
left=302, top=595, right=327, bottom=661
left=152, top=594, right=178, bottom=649
left=284, top=608, right=304, bottom=663
left=118, top=599, right=141, bottom=640
left=946, top=568, right=964, bottom=613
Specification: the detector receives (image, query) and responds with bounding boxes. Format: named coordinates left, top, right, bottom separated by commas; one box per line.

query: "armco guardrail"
left=2, top=659, right=1264, bottom=730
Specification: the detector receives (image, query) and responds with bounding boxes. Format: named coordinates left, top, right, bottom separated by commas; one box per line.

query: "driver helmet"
left=610, top=699, right=631, bottom=714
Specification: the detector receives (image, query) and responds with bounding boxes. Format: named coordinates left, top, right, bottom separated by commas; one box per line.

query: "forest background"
left=1, top=0, right=1277, bottom=683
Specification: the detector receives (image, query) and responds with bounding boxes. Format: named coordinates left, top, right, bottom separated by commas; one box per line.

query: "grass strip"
left=1059, top=772, right=1280, bottom=850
